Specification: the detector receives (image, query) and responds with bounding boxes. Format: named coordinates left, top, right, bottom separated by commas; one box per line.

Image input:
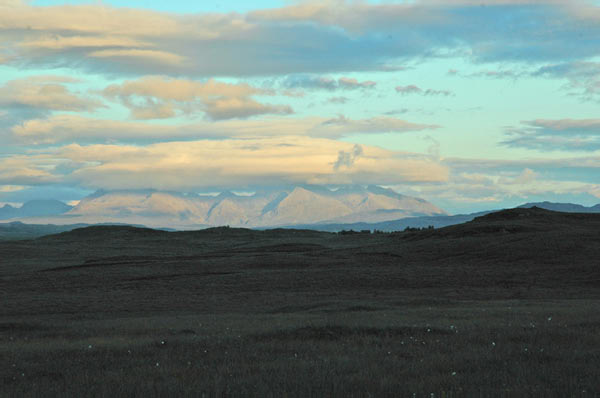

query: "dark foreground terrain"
left=1, top=207, right=599, bottom=397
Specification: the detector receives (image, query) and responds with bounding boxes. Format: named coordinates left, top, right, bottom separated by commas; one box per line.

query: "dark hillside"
left=43, top=225, right=169, bottom=240
left=2, top=207, right=600, bottom=396
left=2, top=207, right=600, bottom=315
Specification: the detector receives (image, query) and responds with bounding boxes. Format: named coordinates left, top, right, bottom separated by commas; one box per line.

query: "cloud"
left=0, top=185, right=26, bottom=193
left=423, top=135, right=441, bottom=159
left=326, top=96, right=349, bottom=104
left=0, top=76, right=103, bottom=113
left=0, top=138, right=448, bottom=190
left=250, top=1, right=600, bottom=64
left=333, top=144, right=363, bottom=170
left=102, top=76, right=292, bottom=120
left=314, top=115, right=440, bottom=136
left=395, top=85, right=453, bottom=96
left=502, top=119, right=600, bottom=151
left=11, top=115, right=184, bottom=145
left=88, top=49, right=186, bottom=67
left=532, top=62, right=600, bottom=100
left=0, top=155, right=58, bottom=185
left=282, top=90, right=305, bottom=98
left=383, top=108, right=410, bottom=116
left=203, top=97, right=293, bottom=121
left=12, top=114, right=439, bottom=144
left=395, top=85, right=422, bottom=95
left=20, top=35, right=152, bottom=50
left=498, top=168, right=540, bottom=185
left=449, top=69, right=524, bottom=79
left=338, top=77, right=376, bottom=89
left=3, top=1, right=598, bottom=77
left=283, top=75, right=376, bottom=91
left=402, top=157, right=600, bottom=213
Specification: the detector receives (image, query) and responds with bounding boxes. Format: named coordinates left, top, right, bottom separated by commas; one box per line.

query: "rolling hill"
left=2, top=207, right=600, bottom=396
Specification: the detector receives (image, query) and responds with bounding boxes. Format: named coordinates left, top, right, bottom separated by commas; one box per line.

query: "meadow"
left=1, top=208, right=599, bottom=397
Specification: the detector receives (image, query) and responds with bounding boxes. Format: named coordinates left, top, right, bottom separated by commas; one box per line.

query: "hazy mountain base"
left=0, top=222, right=87, bottom=240
left=1, top=207, right=600, bottom=396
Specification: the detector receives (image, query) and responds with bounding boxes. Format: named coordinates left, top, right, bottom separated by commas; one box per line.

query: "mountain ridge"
left=60, top=186, right=446, bottom=228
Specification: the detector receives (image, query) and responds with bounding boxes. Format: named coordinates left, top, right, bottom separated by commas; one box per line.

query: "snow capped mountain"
left=60, top=186, right=445, bottom=228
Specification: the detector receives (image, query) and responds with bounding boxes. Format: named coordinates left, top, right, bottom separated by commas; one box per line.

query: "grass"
left=2, top=302, right=599, bottom=397
left=1, top=208, right=600, bottom=396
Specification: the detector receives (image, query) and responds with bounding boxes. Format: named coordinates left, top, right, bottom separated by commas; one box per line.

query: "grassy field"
left=1, top=208, right=599, bottom=396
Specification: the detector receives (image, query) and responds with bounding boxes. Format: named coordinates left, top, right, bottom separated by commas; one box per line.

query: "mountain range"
left=3, top=185, right=446, bottom=228
left=3, top=187, right=600, bottom=233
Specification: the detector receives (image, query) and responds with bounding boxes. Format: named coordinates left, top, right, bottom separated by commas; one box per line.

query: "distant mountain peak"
left=519, top=201, right=600, bottom=213
left=0, top=200, right=72, bottom=220
left=366, top=185, right=407, bottom=200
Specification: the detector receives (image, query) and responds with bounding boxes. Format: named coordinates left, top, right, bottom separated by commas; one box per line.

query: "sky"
left=1, top=0, right=600, bottom=214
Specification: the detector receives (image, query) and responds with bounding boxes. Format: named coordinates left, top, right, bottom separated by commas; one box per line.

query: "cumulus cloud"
left=502, top=119, right=600, bottom=152
left=101, top=76, right=292, bottom=120
left=0, top=76, right=103, bottom=113
left=395, top=85, right=452, bottom=96
left=12, top=114, right=439, bottom=144
left=283, top=75, right=376, bottom=91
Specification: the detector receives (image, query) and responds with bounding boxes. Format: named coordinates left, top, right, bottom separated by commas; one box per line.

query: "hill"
left=0, top=221, right=87, bottom=240
left=2, top=207, right=600, bottom=396
left=4, top=206, right=599, bottom=294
